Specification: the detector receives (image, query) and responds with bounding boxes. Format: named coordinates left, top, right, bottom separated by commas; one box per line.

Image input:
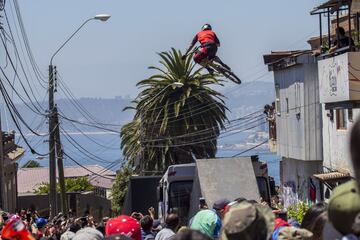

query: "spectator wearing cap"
left=327, top=180, right=360, bottom=237
left=212, top=198, right=230, bottom=220
left=141, top=216, right=155, bottom=240
left=155, top=214, right=179, bottom=240
left=73, top=227, right=104, bottom=240
left=105, top=215, right=141, bottom=240
left=221, top=201, right=275, bottom=240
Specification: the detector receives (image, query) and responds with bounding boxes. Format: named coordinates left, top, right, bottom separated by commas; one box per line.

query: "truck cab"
left=157, top=156, right=275, bottom=224
left=158, top=163, right=195, bottom=225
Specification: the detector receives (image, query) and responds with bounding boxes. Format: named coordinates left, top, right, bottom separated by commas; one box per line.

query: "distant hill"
left=223, top=81, right=275, bottom=118
left=1, top=81, right=274, bottom=133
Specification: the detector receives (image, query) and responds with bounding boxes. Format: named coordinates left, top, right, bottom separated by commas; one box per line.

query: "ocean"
left=17, top=131, right=280, bottom=184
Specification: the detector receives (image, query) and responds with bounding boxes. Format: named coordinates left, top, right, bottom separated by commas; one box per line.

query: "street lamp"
left=50, top=14, right=111, bottom=65
left=48, top=14, right=110, bottom=218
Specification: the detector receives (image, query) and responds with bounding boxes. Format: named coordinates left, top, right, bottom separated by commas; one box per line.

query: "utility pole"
left=54, top=105, right=67, bottom=214
left=48, top=65, right=57, bottom=218
left=0, top=117, right=5, bottom=211
left=0, top=0, right=5, bottom=213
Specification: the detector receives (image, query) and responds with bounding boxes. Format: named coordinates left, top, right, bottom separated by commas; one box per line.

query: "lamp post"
left=139, top=82, right=184, bottom=172
left=48, top=14, right=110, bottom=218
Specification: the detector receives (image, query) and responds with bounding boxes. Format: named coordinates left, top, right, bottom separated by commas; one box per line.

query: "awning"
left=313, top=171, right=351, bottom=181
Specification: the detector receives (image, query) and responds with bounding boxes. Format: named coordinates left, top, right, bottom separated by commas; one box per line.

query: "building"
left=263, top=51, right=323, bottom=203
left=1, top=132, right=25, bottom=212
left=17, top=164, right=116, bottom=199
left=310, top=0, right=360, bottom=198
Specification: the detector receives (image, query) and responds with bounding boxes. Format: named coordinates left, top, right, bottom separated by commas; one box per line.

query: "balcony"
left=319, top=51, right=360, bottom=104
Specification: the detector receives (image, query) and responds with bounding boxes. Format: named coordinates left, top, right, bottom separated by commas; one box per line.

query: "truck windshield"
left=168, top=181, right=193, bottom=224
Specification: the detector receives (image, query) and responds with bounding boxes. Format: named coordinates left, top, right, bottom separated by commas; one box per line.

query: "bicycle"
left=184, top=46, right=241, bottom=84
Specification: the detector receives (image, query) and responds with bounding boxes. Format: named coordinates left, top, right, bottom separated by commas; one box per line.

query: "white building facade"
left=316, top=52, right=360, bottom=190
left=264, top=52, right=323, bottom=202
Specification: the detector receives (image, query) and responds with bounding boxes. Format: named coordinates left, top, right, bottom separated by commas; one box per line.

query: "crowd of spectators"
left=0, top=187, right=359, bottom=240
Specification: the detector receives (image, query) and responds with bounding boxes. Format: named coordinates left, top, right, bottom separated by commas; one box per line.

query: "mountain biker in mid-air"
left=183, top=24, right=231, bottom=74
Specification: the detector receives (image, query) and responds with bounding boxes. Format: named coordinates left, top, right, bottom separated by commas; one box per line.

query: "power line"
left=231, top=140, right=268, bottom=157
left=63, top=152, right=117, bottom=180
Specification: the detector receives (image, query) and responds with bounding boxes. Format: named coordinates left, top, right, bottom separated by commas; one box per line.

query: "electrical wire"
left=63, top=152, right=117, bottom=180
left=231, top=140, right=269, bottom=157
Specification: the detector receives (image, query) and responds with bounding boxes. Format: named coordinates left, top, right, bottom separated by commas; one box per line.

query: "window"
left=168, top=181, right=193, bottom=225
left=295, top=82, right=301, bottom=113
left=275, top=84, right=281, bottom=115
left=348, top=108, right=353, bottom=122
left=336, top=109, right=347, bottom=130
left=286, top=98, right=289, bottom=114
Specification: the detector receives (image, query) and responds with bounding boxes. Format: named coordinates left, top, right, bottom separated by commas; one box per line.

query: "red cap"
left=1, top=218, right=35, bottom=240
left=105, top=215, right=141, bottom=240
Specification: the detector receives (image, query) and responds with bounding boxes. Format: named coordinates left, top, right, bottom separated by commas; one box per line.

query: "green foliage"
left=110, top=166, right=133, bottom=215
left=287, top=201, right=310, bottom=223
left=34, top=177, right=94, bottom=194
left=121, top=48, right=228, bottom=172
left=21, top=160, right=41, bottom=168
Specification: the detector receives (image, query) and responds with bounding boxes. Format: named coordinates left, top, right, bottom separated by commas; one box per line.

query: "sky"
left=10, top=0, right=325, bottom=98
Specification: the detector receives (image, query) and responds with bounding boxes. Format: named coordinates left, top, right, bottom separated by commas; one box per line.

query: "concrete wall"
left=273, top=54, right=323, bottom=161
left=322, top=106, right=360, bottom=174
left=18, top=193, right=111, bottom=221
left=281, top=157, right=323, bottom=204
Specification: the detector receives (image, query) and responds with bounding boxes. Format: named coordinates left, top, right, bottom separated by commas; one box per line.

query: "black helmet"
left=202, top=24, right=212, bottom=31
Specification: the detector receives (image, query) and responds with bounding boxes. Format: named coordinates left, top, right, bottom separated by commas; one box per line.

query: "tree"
left=34, top=177, right=94, bottom=194
left=121, top=48, right=228, bottom=173
left=21, top=160, right=41, bottom=168
left=110, top=166, right=133, bottom=214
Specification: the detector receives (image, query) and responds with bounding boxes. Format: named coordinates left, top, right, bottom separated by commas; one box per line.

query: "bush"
left=34, top=177, right=94, bottom=194
left=286, top=201, right=310, bottom=223
left=110, top=166, right=133, bottom=215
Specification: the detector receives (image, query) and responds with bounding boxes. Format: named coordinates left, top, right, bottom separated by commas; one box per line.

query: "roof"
left=311, top=0, right=351, bottom=14
left=18, top=165, right=116, bottom=194
left=263, top=50, right=313, bottom=70
left=313, top=171, right=351, bottom=181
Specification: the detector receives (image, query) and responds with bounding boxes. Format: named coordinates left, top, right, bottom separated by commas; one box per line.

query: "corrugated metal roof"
left=313, top=171, right=351, bottom=181
left=311, top=0, right=351, bottom=14
left=18, top=165, right=116, bottom=194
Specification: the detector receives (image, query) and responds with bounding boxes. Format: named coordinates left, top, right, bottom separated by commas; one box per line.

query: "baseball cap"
left=213, top=198, right=230, bottom=210
left=105, top=215, right=141, bottom=240
left=73, top=227, right=104, bottom=240
left=277, top=226, right=313, bottom=240
left=221, top=201, right=275, bottom=240
left=1, top=218, right=35, bottom=240
left=35, top=217, right=48, bottom=228
left=328, top=180, right=360, bottom=235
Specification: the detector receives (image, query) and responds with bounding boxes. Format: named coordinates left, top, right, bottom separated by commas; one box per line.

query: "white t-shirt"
left=155, top=228, right=175, bottom=240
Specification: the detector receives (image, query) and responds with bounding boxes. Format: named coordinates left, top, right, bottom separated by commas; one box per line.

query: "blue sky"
left=13, top=0, right=324, bottom=98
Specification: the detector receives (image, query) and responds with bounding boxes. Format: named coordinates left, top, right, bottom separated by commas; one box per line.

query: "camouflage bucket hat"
left=220, top=201, right=275, bottom=240
left=328, top=180, right=360, bottom=235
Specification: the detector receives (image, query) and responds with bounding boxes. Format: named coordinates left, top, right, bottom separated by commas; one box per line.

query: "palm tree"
left=121, top=48, right=228, bottom=173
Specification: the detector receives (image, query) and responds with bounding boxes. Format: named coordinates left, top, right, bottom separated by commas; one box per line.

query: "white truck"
left=157, top=156, right=275, bottom=224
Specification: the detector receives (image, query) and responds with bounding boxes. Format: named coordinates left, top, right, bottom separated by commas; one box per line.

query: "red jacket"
left=192, top=30, right=220, bottom=46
